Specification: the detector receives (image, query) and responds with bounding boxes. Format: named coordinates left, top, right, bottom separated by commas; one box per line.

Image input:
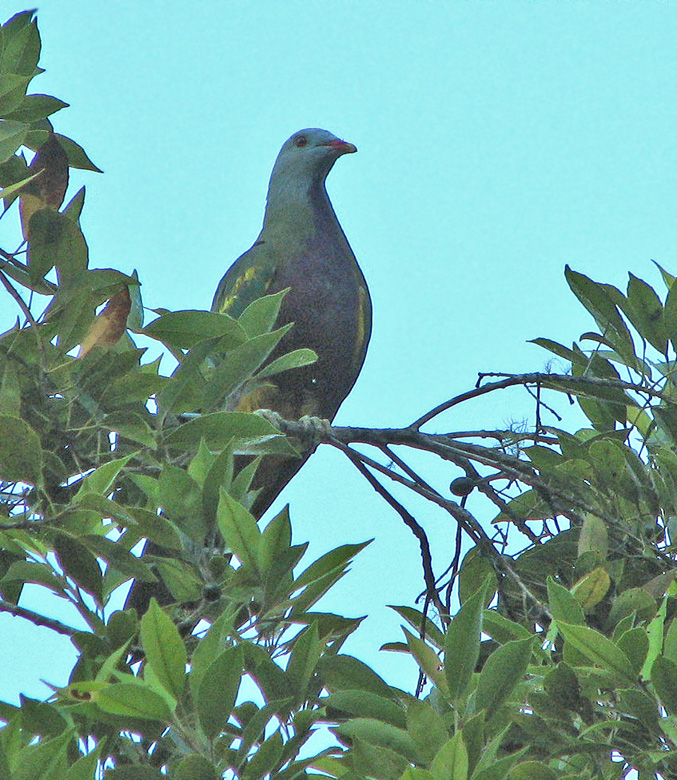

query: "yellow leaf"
left=572, top=566, right=610, bottom=611
left=79, top=288, right=131, bottom=357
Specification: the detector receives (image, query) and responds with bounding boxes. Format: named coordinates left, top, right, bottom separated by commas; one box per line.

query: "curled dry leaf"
left=78, top=287, right=131, bottom=357
left=20, top=133, right=70, bottom=239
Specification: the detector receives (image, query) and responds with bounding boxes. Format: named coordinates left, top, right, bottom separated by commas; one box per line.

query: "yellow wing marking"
left=353, top=285, right=371, bottom=366
left=218, top=266, right=260, bottom=315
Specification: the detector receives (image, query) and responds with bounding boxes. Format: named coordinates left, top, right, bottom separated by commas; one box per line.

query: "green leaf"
left=651, top=656, right=677, bottom=714
left=509, top=761, right=558, bottom=780
left=255, top=348, right=317, bottom=379
left=458, top=546, right=497, bottom=604
left=19, top=695, right=67, bottom=736
left=529, top=337, right=580, bottom=364
left=156, top=338, right=212, bottom=414
left=0, top=365, right=21, bottom=416
left=577, top=513, right=608, bottom=558
left=94, top=682, right=173, bottom=721
left=0, top=74, right=31, bottom=116
left=197, top=645, right=243, bottom=739
left=23, top=130, right=102, bottom=172
left=607, top=587, right=657, bottom=626
left=623, top=272, right=668, bottom=353
left=163, top=411, right=282, bottom=450
left=459, top=710, right=485, bottom=777
left=12, top=728, right=72, bottom=780
left=53, top=533, right=103, bottom=604
left=217, top=488, right=260, bottom=571
left=430, top=731, right=468, bottom=780
left=471, top=747, right=529, bottom=780
left=641, top=600, right=666, bottom=680
left=403, top=628, right=448, bottom=695
left=0, top=118, right=27, bottom=162
left=295, top=541, right=371, bottom=590
left=388, top=604, right=446, bottom=649
left=27, top=207, right=88, bottom=284
left=237, top=288, right=287, bottom=337
left=4, top=93, right=68, bottom=122
left=104, top=767, right=164, bottom=780
left=64, top=743, right=104, bottom=780
left=565, top=265, right=637, bottom=366
left=201, top=444, right=234, bottom=521
left=557, top=621, right=635, bottom=684
left=337, top=718, right=420, bottom=764
left=1, top=561, right=63, bottom=594
left=543, top=662, right=586, bottom=714
left=140, top=599, right=187, bottom=699
left=316, top=654, right=393, bottom=698
left=258, top=505, right=292, bottom=574
left=174, top=755, right=218, bottom=780
left=444, top=578, right=488, bottom=701
left=144, top=309, right=245, bottom=350
left=481, top=610, right=533, bottom=644
left=398, top=770, right=435, bottom=780
left=201, top=325, right=292, bottom=410
left=1, top=14, right=40, bottom=77
left=105, top=503, right=182, bottom=550
left=652, top=259, right=675, bottom=289
left=287, top=622, right=322, bottom=695
left=326, top=690, right=406, bottom=728
left=189, top=611, right=234, bottom=703
left=0, top=168, right=40, bottom=200
left=62, top=185, right=85, bottom=222
left=616, top=627, right=649, bottom=674
left=546, top=576, right=585, bottom=626
left=664, top=617, right=677, bottom=664
left=475, top=638, right=534, bottom=717
left=0, top=413, right=42, bottom=483
left=405, top=698, right=448, bottom=765
left=74, top=455, right=131, bottom=498
left=242, top=730, right=284, bottom=780
left=159, top=464, right=203, bottom=540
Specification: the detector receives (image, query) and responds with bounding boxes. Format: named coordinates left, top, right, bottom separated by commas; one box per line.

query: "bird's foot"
left=254, top=408, right=285, bottom=428
left=253, top=410, right=332, bottom=445
left=295, top=415, right=333, bottom=445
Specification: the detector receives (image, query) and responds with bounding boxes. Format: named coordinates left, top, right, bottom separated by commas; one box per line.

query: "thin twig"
left=0, top=598, right=78, bottom=637
left=0, top=269, right=38, bottom=327
left=334, top=440, right=447, bottom=619
left=411, top=372, right=667, bottom=430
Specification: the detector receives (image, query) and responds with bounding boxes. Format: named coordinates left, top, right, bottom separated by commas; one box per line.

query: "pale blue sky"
left=2, top=0, right=676, bottom=703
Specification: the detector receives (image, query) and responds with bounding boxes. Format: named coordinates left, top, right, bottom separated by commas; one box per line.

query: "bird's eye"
left=294, top=135, right=308, bottom=148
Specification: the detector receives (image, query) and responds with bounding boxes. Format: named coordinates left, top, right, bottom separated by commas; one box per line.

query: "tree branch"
left=0, top=598, right=78, bottom=637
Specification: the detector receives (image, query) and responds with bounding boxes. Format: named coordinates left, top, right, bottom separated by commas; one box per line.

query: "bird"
left=212, top=127, right=372, bottom=515
left=126, top=128, right=371, bottom=612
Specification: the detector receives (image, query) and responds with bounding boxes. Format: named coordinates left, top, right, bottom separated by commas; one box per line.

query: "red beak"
left=322, top=139, right=357, bottom=154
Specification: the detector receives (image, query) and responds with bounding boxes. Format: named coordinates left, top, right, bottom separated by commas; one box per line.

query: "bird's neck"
left=261, top=175, right=337, bottom=242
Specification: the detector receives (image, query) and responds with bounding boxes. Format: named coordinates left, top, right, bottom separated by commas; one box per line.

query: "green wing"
left=211, top=242, right=278, bottom=319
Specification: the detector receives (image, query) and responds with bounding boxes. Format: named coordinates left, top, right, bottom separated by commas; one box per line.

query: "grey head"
left=268, top=128, right=357, bottom=189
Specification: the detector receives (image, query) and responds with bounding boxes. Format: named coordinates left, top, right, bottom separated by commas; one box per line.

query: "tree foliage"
left=1, top=9, right=677, bottom=780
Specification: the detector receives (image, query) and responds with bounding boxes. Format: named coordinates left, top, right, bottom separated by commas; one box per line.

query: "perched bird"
left=126, top=128, right=371, bottom=612
left=212, top=127, right=372, bottom=515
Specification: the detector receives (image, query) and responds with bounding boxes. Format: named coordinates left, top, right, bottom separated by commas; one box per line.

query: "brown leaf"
left=79, top=288, right=131, bottom=358
left=20, top=133, right=70, bottom=239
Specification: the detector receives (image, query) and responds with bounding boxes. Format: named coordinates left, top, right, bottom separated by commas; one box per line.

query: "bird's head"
left=270, top=128, right=357, bottom=186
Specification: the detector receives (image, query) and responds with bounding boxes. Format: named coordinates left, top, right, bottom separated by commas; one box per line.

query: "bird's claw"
left=296, top=415, right=333, bottom=443
left=254, top=409, right=285, bottom=428
left=254, top=410, right=332, bottom=445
